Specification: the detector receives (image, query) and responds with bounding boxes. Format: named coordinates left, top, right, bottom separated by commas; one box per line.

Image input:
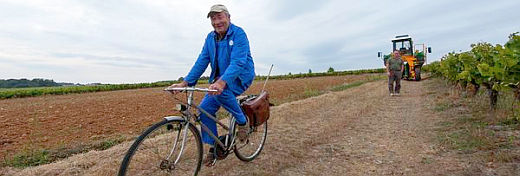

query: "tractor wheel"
left=414, top=67, right=421, bottom=81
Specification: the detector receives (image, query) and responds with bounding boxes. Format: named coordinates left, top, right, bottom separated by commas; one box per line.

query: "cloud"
left=269, top=0, right=332, bottom=21
left=1, top=0, right=519, bottom=83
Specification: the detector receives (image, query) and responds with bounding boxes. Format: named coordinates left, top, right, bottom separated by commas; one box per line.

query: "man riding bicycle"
left=168, top=4, right=255, bottom=167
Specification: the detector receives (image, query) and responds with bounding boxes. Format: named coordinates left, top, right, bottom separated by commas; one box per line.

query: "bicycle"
left=118, top=87, right=268, bottom=176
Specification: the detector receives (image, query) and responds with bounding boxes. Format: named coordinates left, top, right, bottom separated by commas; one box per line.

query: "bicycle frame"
left=164, top=87, right=238, bottom=152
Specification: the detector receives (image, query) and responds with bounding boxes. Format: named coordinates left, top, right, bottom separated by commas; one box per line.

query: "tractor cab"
left=392, top=35, right=413, bottom=56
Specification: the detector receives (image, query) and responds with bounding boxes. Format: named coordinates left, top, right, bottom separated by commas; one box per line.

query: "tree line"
left=0, top=78, right=61, bottom=88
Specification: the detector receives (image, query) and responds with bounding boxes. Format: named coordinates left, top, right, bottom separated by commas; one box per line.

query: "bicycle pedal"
left=209, top=158, right=217, bottom=167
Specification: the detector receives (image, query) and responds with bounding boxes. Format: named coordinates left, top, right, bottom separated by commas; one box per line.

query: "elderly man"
left=386, top=51, right=404, bottom=96
left=168, top=4, right=255, bottom=166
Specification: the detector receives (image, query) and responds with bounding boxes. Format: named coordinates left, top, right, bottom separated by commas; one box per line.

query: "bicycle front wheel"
left=119, top=119, right=202, bottom=176
left=234, top=121, right=268, bottom=161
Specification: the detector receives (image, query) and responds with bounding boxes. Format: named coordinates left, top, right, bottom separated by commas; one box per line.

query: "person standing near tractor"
left=386, top=50, right=404, bottom=96
left=415, top=50, right=425, bottom=63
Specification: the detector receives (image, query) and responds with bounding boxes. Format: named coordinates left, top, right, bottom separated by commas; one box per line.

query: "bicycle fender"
left=163, top=116, right=184, bottom=121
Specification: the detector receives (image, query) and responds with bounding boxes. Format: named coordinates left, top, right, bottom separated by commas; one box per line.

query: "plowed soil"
left=0, top=74, right=373, bottom=160
left=2, top=78, right=472, bottom=175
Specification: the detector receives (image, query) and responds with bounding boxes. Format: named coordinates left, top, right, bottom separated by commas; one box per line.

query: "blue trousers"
left=199, top=88, right=247, bottom=145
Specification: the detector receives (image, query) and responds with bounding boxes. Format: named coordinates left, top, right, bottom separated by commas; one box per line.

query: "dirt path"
left=200, top=79, right=465, bottom=175
left=3, top=79, right=466, bottom=175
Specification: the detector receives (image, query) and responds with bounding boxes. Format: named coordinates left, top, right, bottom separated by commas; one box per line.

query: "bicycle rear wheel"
left=118, top=119, right=202, bottom=176
left=234, top=121, right=268, bottom=161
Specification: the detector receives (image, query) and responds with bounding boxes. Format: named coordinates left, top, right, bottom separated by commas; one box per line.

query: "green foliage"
left=428, top=32, right=520, bottom=109
left=302, top=89, right=322, bottom=98
left=0, top=78, right=60, bottom=88
left=2, top=136, right=127, bottom=168
left=473, top=42, right=500, bottom=89
left=0, top=80, right=180, bottom=99
left=457, top=51, right=481, bottom=86
left=500, top=33, right=520, bottom=89
left=254, top=68, right=385, bottom=80
left=330, top=75, right=385, bottom=92
left=422, top=61, right=441, bottom=76
left=330, top=81, right=364, bottom=92
left=3, top=149, right=51, bottom=168
left=327, top=67, right=335, bottom=73
left=440, top=52, right=464, bottom=83
left=94, top=137, right=125, bottom=151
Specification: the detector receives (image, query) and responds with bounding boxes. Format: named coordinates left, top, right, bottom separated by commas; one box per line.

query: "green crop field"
left=0, top=68, right=385, bottom=99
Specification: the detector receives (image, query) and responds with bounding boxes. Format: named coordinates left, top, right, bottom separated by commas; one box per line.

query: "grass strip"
left=330, top=75, right=385, bottom=92
left=2, top=136, right=126, bottom=168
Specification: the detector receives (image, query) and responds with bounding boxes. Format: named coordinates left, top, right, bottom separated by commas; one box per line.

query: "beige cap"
left=207, top=4, right=229, bottom=18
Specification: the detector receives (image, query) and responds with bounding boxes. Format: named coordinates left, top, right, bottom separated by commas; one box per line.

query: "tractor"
left=378, top=35, right=431, bottom=81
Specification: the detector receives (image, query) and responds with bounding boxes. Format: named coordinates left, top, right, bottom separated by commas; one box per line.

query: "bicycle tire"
left=234, top=121, right=268, bottom=161
left=118, top=119, right=203, bottom=176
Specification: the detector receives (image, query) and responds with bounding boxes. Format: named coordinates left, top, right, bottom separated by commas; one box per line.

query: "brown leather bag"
left=241, top=91, right=270, bottom=126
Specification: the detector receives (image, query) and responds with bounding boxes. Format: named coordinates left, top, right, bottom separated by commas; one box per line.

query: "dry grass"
left=425, top=78, right=520, bottom=175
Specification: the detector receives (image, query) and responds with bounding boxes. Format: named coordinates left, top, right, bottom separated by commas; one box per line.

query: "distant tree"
left=177, top=77, right=184, bottom=82
left=327, top=67, right=335, bottom=73
left=288, top=72, right=292, bottom=76
left=0, top=78, right=60, bottom=88
left=308, top=69, right=312, bottom=74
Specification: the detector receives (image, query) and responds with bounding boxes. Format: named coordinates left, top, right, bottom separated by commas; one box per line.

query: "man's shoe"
left=390, top=93, right=394, bottom=96
left=203, top=148, right=216, bottom=167
left=395, top=93, right=400, bottom=96
left=237, top=123, right=250, bottom=143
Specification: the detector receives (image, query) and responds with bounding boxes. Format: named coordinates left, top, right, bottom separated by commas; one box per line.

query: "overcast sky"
left=1, top=0, right=519, bottom=84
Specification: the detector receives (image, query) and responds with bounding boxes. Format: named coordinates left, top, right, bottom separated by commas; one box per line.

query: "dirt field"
left=3, top=77, right=519, bottom=175
left=0, top=74, right=374, bottom=160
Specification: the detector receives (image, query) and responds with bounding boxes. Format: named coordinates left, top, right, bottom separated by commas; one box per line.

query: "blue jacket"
left=185, top=23, right=255, bottom=94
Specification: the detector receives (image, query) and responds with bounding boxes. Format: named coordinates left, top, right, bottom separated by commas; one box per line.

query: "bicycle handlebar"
left=164, top=87, right=218, bottom=92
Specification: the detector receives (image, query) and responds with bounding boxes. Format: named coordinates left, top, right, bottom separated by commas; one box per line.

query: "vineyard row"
left=423, top=33, right=519, bottom=110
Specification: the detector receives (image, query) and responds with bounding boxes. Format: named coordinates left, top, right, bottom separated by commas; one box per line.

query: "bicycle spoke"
left=234, top=122, right=268, bottom=161
left=139, top=140, right=166, bottom=161
left=119, top=120, right=202, bottom=176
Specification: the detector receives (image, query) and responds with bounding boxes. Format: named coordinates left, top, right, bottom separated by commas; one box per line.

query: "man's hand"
left=385, top=63, right=390, bottom=76
left=208, top=79, right=226, bottom=95
left=167, top=81, right=188, bottom=94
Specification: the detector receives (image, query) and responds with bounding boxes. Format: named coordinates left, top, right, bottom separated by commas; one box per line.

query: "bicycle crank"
left=159, top=160, right=175, bottom=171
